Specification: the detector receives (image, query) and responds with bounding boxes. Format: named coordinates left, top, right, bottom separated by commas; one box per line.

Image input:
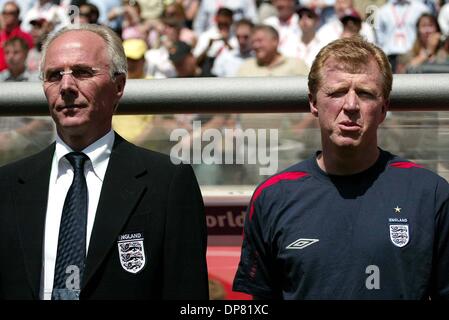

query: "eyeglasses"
left=42, top=66, right=109, bottom=83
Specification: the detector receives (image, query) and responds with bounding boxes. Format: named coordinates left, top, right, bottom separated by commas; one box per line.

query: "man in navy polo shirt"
left=233, top=36, right=449, bottom=299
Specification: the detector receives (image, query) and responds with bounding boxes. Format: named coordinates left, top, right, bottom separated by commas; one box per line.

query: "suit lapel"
left=14, top=144, right=55, bottom=299
left=82, top=135, right=148, bottom=289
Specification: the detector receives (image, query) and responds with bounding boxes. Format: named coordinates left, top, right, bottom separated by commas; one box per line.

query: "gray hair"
left=40, top=24, right=127, bottom=80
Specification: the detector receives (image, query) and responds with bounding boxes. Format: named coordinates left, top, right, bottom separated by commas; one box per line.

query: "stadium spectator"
left=21, top=0, right=71, bottom=33
left=300, top=0, right=336, bottom=26
left=375, top=0, right=429, bottom=72
left=295, top=6, right=325, bottom=68
left=193, top=0, right=257, bottom=35
left=211, top=19, right=254, bottom=77
left=0, top=0, right=34, bottom=21
left=193, top=7, right=237, bottom=76
left=89, top=0, right=122, bottom=31
left=237, top=25, right=308, bottom=76
left=140, top=1, right=198, bottom=46
left=263, top=0, right=301, bottom=59
left=317, top=0, right=375, bottom=45
left=400, top=13, right=444, bottom=73
left=161, top=1, right=197, bottom=47
left=26, top=17, right=51, bottom=73
left=78, top=3, right=100, bottom=25
left=118, top=0, right=147, bottom=40
left=0, top=1, right=33, bottom=71
left=233, top=36, right=449, bottom=300
left=340, top=8, right=362, bottom=38
left=170, top=40, right=201, bottom=77
left=145, top=17, right=180, bottom=78
left=108, top=0, right=144, bottom=39
left=0, top=36, right=37, bottom=81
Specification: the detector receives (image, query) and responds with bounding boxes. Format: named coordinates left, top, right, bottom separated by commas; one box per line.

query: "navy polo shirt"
left=233, top=149, right=449, bottom=299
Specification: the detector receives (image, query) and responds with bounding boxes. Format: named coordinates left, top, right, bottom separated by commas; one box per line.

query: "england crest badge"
left=117, top=232, right=146, bottom=274
left=389, top=224, right=410, bottom=248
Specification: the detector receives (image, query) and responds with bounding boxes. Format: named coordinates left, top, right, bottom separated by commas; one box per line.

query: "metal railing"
left=0, top=74, right=448, bottom=116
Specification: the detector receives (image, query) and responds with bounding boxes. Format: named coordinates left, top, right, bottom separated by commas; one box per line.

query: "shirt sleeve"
left=430, top=179, right=449, bottom=299
left=232, top=190, right=280, bottom=299
left=193, top=0, right=209, bottom=36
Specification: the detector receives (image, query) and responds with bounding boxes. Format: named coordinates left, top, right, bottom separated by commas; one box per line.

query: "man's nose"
left=343, top=90, right=359, bottom=112
left=59, top=73, right=78, bottom=100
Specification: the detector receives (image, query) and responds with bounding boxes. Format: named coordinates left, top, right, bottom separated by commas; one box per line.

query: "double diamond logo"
left=286, top=238, right=319, bottom=250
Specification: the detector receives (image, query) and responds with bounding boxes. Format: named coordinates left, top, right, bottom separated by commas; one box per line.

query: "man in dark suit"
left=0, top=24, right=209, bottom=300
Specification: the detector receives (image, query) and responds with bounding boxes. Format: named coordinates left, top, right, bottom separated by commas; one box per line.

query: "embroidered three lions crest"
left=389, top=224, right=410, bottom=248
left=117, top=232, right=146, bottom=274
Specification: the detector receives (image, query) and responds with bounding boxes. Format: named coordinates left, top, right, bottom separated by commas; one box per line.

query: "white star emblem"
left=394, top=206, right=401, bottom=213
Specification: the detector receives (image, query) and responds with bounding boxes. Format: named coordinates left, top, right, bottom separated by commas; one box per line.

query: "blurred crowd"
left=0, top=0, right=448, bottom=184
left=1, top=0, right=449, bottom=81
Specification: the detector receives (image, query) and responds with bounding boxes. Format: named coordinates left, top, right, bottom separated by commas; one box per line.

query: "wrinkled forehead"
left=322, top=56, right=381, bottom=75
left=317, top=56, right=385, bottom=94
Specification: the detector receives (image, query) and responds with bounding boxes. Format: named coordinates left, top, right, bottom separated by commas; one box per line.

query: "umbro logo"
left=286, top=238, right=319, bottom=250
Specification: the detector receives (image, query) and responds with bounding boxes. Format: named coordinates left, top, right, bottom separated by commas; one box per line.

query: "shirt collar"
left=279, top=14, right=295, bottom=26
left=3, top=70, right=30, bottom=81
left=54, top=130, right=115, bottom=182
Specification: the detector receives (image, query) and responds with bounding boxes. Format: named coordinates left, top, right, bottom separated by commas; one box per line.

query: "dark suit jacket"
left=0, top=133, right=209, bottom=299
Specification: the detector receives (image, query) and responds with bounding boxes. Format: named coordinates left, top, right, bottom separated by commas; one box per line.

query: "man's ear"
left=379, top=98, right=389, bottom=124
left=114, top=73, right=126, bottom=98
left=309, top=93, right=318, bottom=118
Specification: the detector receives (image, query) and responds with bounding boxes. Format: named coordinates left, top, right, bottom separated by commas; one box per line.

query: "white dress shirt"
left=295, top=36, right=326, bottom=68
left=193, top=25, right=238, bottom=59
left=263, top=14, right=302, bottom=58
left=211, top=48, right=253, bottom=77
left=317, top=17, right=377, bottom=46
left=41, top=130, right=114, bottom=300
left=21, top=1, right=71, bottom=33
